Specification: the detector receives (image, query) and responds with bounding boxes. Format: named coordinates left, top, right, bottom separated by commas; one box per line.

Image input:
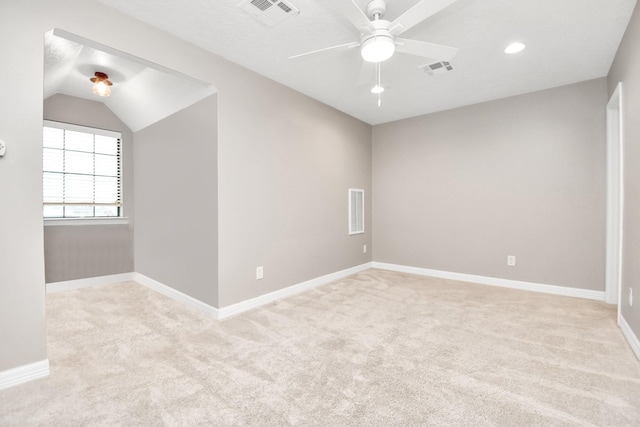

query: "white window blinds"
left=349, top=188, right=364, bottom=235
left=43, top=121, right=122, bottom=218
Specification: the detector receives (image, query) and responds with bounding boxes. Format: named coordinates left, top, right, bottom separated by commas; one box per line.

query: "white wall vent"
left=420, top=61, right=454, bottom=76
left=240, top=0, right=300, bottom=27
left=349, top=189, right=365, bottom=235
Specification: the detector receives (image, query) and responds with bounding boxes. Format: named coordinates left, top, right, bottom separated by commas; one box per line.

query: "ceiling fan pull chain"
left=377, top=63, right=382, bottom=107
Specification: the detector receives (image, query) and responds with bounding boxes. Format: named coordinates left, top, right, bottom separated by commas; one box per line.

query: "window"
left=43, top=121, right=122, bottom=219
left=349, top=188, right=364, bottom=235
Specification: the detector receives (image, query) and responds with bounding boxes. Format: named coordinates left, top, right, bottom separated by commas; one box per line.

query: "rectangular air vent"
left=420, top=61, right=454, bottom=76
left=251, top=0, right=273, bottom=11
left=349, top=189, right=364, bottom=235
left=240, top=0, right=300, bottom=27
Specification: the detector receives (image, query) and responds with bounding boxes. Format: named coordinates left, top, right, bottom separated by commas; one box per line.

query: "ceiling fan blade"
left=390, top=0, right=458, bottom=35
left=288, top=41, right=360, bottom=60
left=324, top=0, right=375, bottom=33
left=395, top=38, right=459, bottom=61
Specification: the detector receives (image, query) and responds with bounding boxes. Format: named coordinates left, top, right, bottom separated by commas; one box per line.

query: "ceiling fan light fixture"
left=504, top=42, right=526, bottom=54
left=90, top=71, right=113, bottom=97
left=361, top=35, right=395, bottom=63
left=371, top=85, right=384, bottom=94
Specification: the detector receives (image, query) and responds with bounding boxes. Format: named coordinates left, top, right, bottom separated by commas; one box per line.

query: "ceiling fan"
left=289, top=0, right=460, bottom=64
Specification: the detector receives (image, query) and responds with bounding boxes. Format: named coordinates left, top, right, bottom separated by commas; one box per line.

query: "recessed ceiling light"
left=505, top=42, right=526, bottom=54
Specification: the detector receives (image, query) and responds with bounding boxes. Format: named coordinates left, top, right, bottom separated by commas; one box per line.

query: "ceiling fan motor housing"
left=361, top=20, right=393, bottom=42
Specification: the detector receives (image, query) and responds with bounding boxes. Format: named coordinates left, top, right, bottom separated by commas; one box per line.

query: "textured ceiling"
left=44, top=29, right=216, bottom=132
left=93, top=0, right=637, bottom=125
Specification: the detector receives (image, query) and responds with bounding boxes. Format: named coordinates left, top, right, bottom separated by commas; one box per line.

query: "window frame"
left=43, top=120, right=125, bottom=224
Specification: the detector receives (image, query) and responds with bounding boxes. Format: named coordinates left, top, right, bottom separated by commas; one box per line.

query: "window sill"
left=44, top=218, right=130, bottom=226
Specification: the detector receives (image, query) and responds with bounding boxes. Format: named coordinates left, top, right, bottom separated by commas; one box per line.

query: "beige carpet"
left=1, top=269, right=640, bottom=426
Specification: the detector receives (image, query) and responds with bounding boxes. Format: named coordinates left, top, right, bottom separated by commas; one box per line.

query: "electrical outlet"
left=630, top=288, right=633, bottom=307
left=507, top=255, right=516, bottom=267
left=256, top=266, right=263, bottom=280
left=363, top=244, right=367, bottom=254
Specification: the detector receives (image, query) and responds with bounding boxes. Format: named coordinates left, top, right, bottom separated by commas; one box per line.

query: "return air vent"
left=240, top=0, right=300, bottom=27
left=420, top=61, right=454, bottom=76
left=349, top=189, right=364, bottom=235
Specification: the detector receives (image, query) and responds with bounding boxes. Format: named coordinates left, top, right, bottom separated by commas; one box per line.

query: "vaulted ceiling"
left=93, top=0, right=637, bottom=124
left=44, top=29, right=216, bottom=132
left=45, top=1, right=637, bottom=128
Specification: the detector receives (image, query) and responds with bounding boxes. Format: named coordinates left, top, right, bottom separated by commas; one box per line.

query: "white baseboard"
left=0, top=360, right=49, bottom=391
left=217, top=262, right=373, bottom=320
left=132, top=273, right=219, bottom=319
left=619, top=314, right=640, bottom=360
left=44, top=263, right=607, bottom=320
left=372, top=262, right=606, bottom=302
left=46, top=273, right=136, bottom=293
left=44, top=264, right=373, bottom=321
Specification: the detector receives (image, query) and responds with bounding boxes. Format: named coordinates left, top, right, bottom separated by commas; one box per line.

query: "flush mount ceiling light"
left=90, top=71, right=112, bottom=97
left=505, top=42, right=526, bottom=54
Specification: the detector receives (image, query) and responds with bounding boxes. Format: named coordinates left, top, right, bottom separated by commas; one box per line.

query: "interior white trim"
left=605, top=82, right=624, bottom=306
left=47, top=262, right=609, bottom=324
left=132, top=273, right=219, bottom=319
left=44, top=119, right=122, bottom=138
left=46, top=272, right=136, bottom=293
left=51, top=29, right=217, bottom=88
left=217, top=262, right=373, bottom=320
left=44, top=265, right=373, bottom=321
left=44, top=218, right=130, bottom=226
left=619, top=313, right=640, bottom=361
left=0, top=360, right=50, bottom=391
left=372, top=262, right=606, bottom=301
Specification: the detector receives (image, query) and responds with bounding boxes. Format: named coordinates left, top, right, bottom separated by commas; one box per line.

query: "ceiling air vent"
left=240, top=0, right=300, bottom=27
left=420, top=61, right=454, bottom=76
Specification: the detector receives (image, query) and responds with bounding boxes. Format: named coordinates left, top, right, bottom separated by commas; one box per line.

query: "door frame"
left=605, top=82, right=623, bottom=316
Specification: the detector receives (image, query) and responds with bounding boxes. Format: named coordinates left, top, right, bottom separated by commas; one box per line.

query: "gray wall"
left=0, top=1, right=48, bottom=372
left=4, top=0, right=620, bottom=376
left=0, top=0, right=372, bottom=373
left=373, top=78, right=607, bottom=291
left=134, top=95, right=218, bottom=307
left=608, top=2, right=640, bottom=339
left=217, top=80, right=372, bottom=307
left=43, top=94, right=134, bottom=282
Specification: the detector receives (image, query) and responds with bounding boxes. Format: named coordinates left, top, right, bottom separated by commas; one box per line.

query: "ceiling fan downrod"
left=366, top=0, right=387, bottom=20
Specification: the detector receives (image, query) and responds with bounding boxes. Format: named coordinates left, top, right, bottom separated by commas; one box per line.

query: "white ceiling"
left=92, top=0, right=637, bottom=125
left=44, top=29, right=216, bottom=132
